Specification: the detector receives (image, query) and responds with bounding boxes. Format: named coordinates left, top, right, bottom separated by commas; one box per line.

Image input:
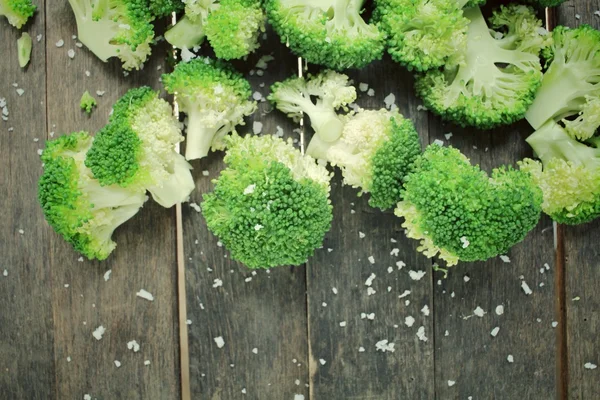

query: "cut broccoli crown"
left=526, top=25, right=600, bottom=131
left=307, top=108, right=421, bottom=210
left=519, top=121, right=600, bottom=225
left=374, top=0, right=469, bottom=72
left=162, top=58, right=256, bottom=160
left=148, top=0, right=184, bottom=17
left=85, top=87, right=194, bottom=208
left=67, top=0, right=154, bottom=70
left=395, top=144, right=542, bottom=266
left=416, top=5, right=549, bottom=129
left=269, top=70, right=356, bottom=143
left=205, top=0, right=265, bottom=60
left=265, top=0, right=385, bottom=70
left=0, top=0, right=36, bottom=29
left=80, top=90, right=97, bottom=114
left=202, top=134, right=333, bottom=269
left=38, top=132, right=147, bottom=260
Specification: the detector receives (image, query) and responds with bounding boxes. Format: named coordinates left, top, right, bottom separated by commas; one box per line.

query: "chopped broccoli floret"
left=80, top=90, right=97, bottom=114
left=519, top=121, right=600, bottom=225
left=202, top=134, right=333, bottom=269
left=148, top=0, right=184, bottom=17
left=522, top=0, right=566, bottom=7
left=161, top=58, right=256, bottom=160
left=0, top=0, right=35, bottom=29
left=265, top=0, right=385, bottom=70
left=164, top=15, right=207, bottom=50
left=269, top=70, right=356, bottom=143
left=395, top=144, right=542, bottom=267
left=525, top=25, right=600, bottom=134
left=38, top=132, right=148, bottom=260
left=17, top=31, right=32, bottom=67
left=562, top=96, right=600, bottom=141
left=307, top=108, right=421, bottom=210
left=415, top=5, right=549, bottom=129
left=67, top=0, right=154, bottom=70
left=85, top=87, right=195, bottom=208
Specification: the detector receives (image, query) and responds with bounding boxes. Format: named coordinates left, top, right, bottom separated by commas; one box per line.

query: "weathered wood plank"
left=306, top=60, right=435, bottom=399
left=183, top=31, right=310, bottom=399
left=44, top=3, right=180, bottom=399
left=0, top=3, right=56, bottom=399
left=555, top=2, right=600, bottom=398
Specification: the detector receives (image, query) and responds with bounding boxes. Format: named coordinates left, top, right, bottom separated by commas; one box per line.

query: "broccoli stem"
left=306, top=134, right=334, bottom=161
left=68, top=0, right=120, bottom=62
left=147, top=156, right=195, bottom=207
left=308, top=108, right=344, bottom=142
left=185, top=112, right=218, bottom=160
left=456, top=0, right=471, bottom=9
left=165, top=15, right=206, bottom=49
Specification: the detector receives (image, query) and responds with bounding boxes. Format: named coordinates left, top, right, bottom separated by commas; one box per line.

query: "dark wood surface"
left=1, top=1, right=598, bottom=399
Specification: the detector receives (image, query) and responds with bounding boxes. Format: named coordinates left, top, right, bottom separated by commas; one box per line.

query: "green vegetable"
left=17, top=31, right=32, bottom=67
left=0, top=0, right=36, bottom=29
left=395, top=144, right=542, bottom=266
left=161, top=58, right=256, bottom=160
left=202, top=134, right=333, bottom=269
left=85, top=87, right=195, bottom=208
left=79, top=90, right=96, bottom=114
left=522, top=0, right=566, bottom=7
left=148, top=0, right=184, bottom=18
left=164, top=15, right=207, bottom=50
left=38, top=132, right=147, bottom=260
left=307, top=108, right=421, bottom=210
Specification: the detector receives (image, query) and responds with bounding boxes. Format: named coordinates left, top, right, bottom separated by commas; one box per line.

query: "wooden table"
left=1, top=1, right=598, bottom=399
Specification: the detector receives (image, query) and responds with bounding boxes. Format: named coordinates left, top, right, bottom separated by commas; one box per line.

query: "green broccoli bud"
left=0, top=0, right=36, bottom=29
left=38, top=132, right=147, bottom=260
left=521, top=0, right=566, bottom=7
left=17, top=31, right=32, bottom=68
left=265, top=0, right=385, bottom=70
left=202, top=134, right=333, bottom=269
left=307, top=108, right=421, bottom=210
left=79, top=90, right=97, bottom=114
left=161, top=58, right=256, bottom=160
left=269, top=70, right=356, bottom=143
left=148, top=0, right=184, bottom=18
left=395, top=144, right=542, bottom=267
left=164, top=15, right=207, bottom=49
left=415, top=5, right=549, bottom=129
left=85, top=87, right=195, bottom=208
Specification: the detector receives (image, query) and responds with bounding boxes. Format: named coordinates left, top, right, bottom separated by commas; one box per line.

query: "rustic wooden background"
left=0, top=1, right=598, bottom=399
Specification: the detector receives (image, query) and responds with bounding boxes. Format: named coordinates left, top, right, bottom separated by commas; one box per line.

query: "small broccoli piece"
left=265, top=0, right=385, bottom=70
left=415, top=5, right=549, bottom=129
left=161, top=58, right=256, bottom=160
left=307, top=108, right=421, bottom=210
left=0, top=0, right=35, bottom=29
left=202, top=134, right=333, bottom=268
left=80, top=90, right=97, bottom=114
left=562, top=96, right=600, bottom=141
left=85, top=87, right=195, bottom=208
left=522, top=0, right=566, bottom=7
left=148, top=0, right=184, bottom=17
left=38, top=132, right=148, bottom=260
left=395, top=144, right=542, bottom=267
left=164, top=0, right=218, bottom=49
left=67, top=0, right=154, bottom=70
left=526, top=25, right=600, bottom=133
left=269, top=70, right=356, bottom=143
left=17, top=31, right=32, bottom=67
left=204, top=0, right=265, bottom=60
left=519, top=121, right=600, bottom=225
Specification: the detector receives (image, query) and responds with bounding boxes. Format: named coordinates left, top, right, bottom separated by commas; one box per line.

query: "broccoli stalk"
left=0, top=0, right=36, bottom=29
left=164, top=15, right=207, bottom=50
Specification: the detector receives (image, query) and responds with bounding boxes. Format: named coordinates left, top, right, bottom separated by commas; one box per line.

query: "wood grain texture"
left=555, top=2, right=600, bottom=398
left=305, top=60, right=435, bottom=399
left=44, top=2, right=180, bottom=399
left=182, top=30, right=311, bottom=400
left=0, top=2, right=56, bottom=399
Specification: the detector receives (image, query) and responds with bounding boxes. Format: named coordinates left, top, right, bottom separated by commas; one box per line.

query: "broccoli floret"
left=202, top=134, right=333, bottom=268
left=17, top=31, right=32, bottom=67
left=67, top=0, right=154, bottom=70
left=415, top=5, right=549, bottom=129
left=0, top=0, right=35, bottom=29
left=204, top=0, right=265, bottom=60
left=269, top=70, right=356, bottom=143
left=38, top=132, right=148, bottom=260
left=519, top=121, right=600, bottom=225
left=522, top=0, right=566, bottom=7
left=161, top=58, right=256, bottom=160
left=525, top=25, right=600, bottom=133
left=80, top=90, right=97, bottom=114
left=395, top=144, right=542, bottom=267
left=148, top=0, right=184, bottom=17
left=164, top=0, right=219, bottom=49
left=307, top=108, right=421, bottom=210
left=562, top=96, right=600, bottom=141
left=85, top=87, right=195, bottom=208
left=265, top=0, right=385, bottom=70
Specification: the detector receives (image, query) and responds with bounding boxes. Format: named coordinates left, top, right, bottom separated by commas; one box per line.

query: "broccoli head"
left=415, top=5, right=549, bottom=129
left=148, top=0, right=184, bottom=17
left=162, top=58, right=257, bottom=160
left=0, top=0, right=36, bottom=29
left=38, top=132, right=147, bottom=260
left=307, top=108, right=421, bottom=210
left=265, top=0, right=385, bottom=70
left=269, top=70, right=356, bottom=143
left=202, top=134, right=333, bottom=269
left=67, top=0, right=154, bottom=70
left=519, top=121, right=600, bottom=225
left=85, top=87, right=195, bottom=208
left=395, top=144, right=542, bottom=266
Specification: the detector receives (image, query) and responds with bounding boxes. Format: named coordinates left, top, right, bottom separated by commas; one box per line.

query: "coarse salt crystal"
left=127, top=340, right=140, bottom=352
left=368, top=256, right=375, bottom=264
left=396, top=261, right=405, bottom=269
left=358, top=83, right=369, bottom=92
left=136, top=289, right=154, bottom=301
left=375, top=339, right=395, bottom=353
left=319, top=358, right=326, bottom=365
left=499, top=255, right=511, bottom=263
left=433, top=139, right=444, bottom=147
left=421, top=305, right=430, bottom=316
left=416, top=326, right=428, bottom=342
left=339, top=321, right=347, bottom=327
left=359, top=231, right=365, bottom=238
left=189, top=203, right=201, bottom=213
left=253, top=121, right=263, bottom=134
left=213, top=279, right=223, bottom=288
left=214, top=336, right=225, bottom=348
left=252, top=348, right=258, bottom=354
left=507, top=355, right=514, bottom=363
left=68, top=49, right=75, bottom=59
left=92, top=325, right=105, bottom=340
left=474, top=306, right=486, bottom=317
left=365, top=273, right=376, bottom=286
left=448, top=380, right=456, bottom=387
left=521, top=281, right=533, bottom=295
left=114, top=360, right=121, bottom=368
left=409, top=270, right=426, bottom=280
left=144, top=360, right=151, bottom=366
left=55, top=39, right=64, bottom=47
left=383, top=93, right=395, bottom=110
left=399, top=290, right=411, bottom=299
left=584, top=362, right=597, bottom=370
left=332, top=287, right=337, bottom=294
left=491, top=327, right=500, bottom=337
left=496, top=305, right=504, bottom=315
left=103, top=270, right=111, bottom=281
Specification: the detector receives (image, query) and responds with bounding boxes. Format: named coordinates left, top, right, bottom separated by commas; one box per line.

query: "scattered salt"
left=92, top=325, right=105, bottom=340
left=584, top=362, right=597, bottom=370
left=214, top=336, right=225, bottom=348
left=127, top=340, right=140, bottom=352
left=495, top=305, right=504, bottom=315
left=521, top=281, right=533, bottom=295
left=416, top=326, right=428, bottom=342
left=136, top=289, right=154, bottom=301
left=499, top=255, right=511, bottom=263
left=409, top=270, right=426, bottom=281
left=491, top=327, right=500, bottom=337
